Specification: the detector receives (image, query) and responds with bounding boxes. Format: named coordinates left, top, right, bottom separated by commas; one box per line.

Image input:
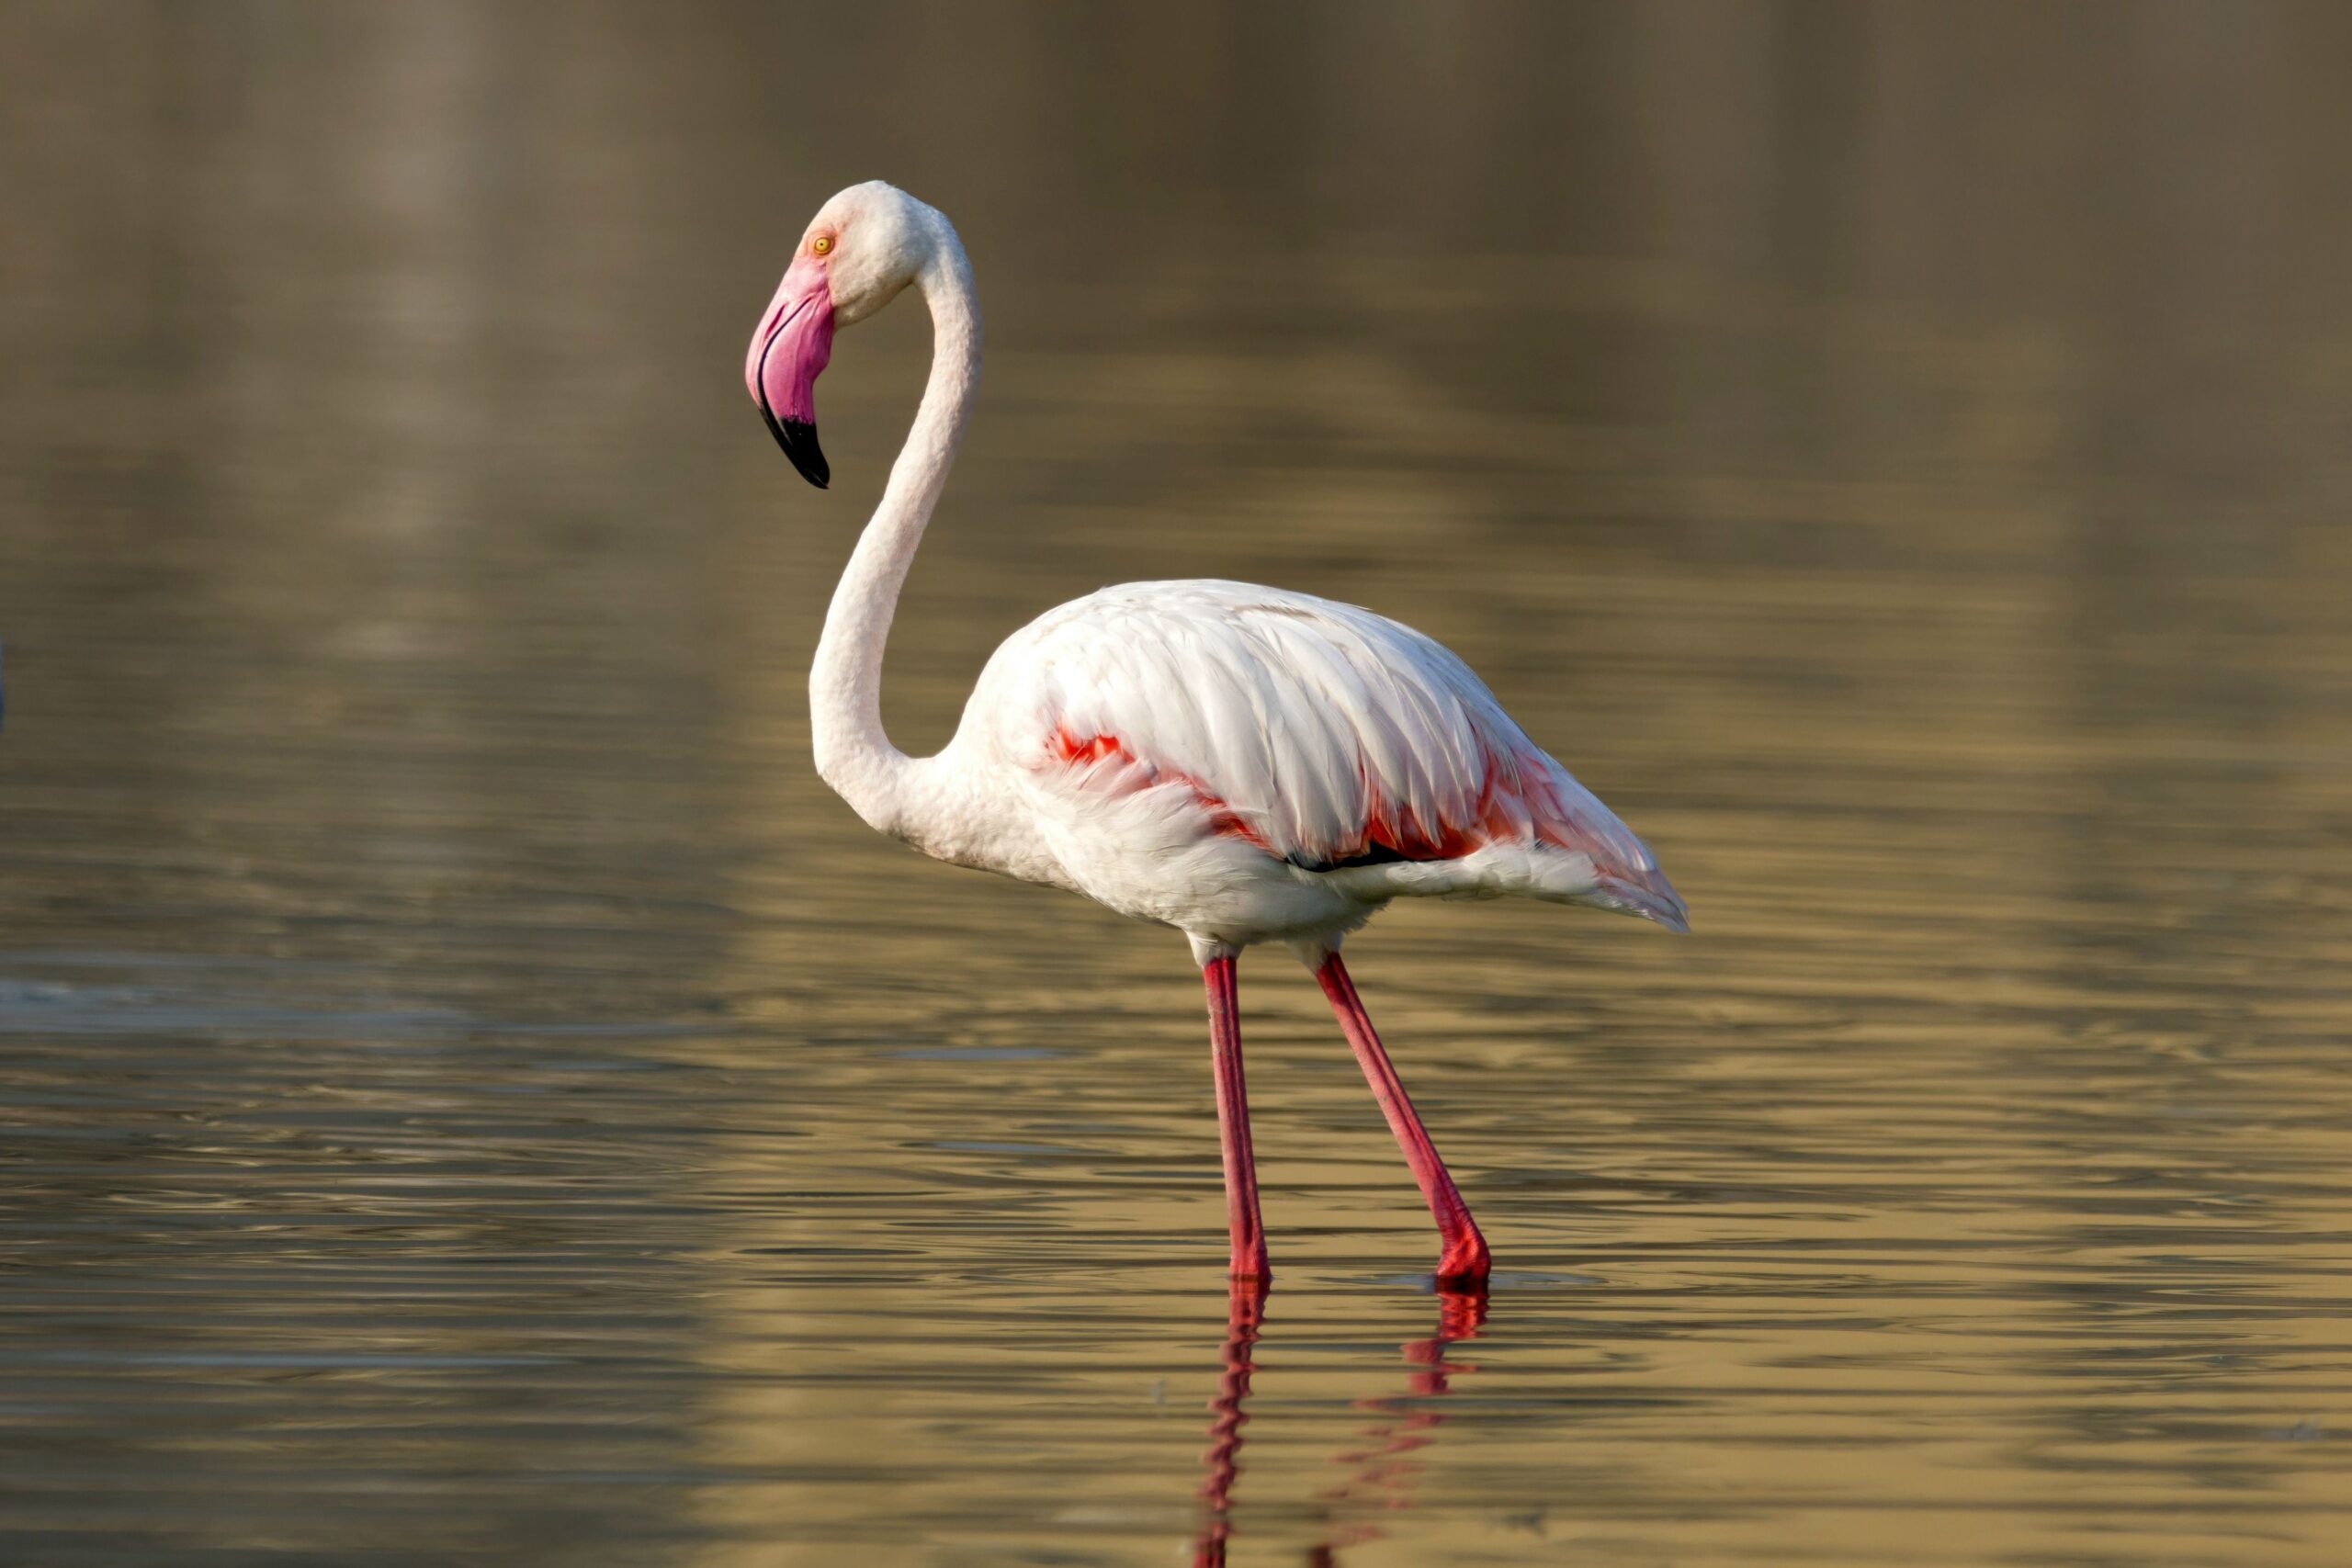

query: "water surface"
left=5, top=6, right=2352, bottom=1564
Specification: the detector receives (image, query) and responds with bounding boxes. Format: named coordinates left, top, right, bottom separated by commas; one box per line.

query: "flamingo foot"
left=1435, top=1230, right=1490, bottom=1288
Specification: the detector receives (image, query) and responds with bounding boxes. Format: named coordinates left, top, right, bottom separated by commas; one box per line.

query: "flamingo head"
left=746, top=181, right=944, bottom=490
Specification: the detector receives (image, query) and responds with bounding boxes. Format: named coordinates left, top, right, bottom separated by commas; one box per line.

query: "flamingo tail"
left=1317, top=841, right=1690, bottom=933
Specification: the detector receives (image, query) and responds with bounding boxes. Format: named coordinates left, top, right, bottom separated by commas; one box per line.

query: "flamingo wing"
left=978, top=581, right=1677, bottom=918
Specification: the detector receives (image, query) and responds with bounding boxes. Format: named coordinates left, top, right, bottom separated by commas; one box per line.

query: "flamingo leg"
left=1203, top=954, right=1271, bottom=1281
left=1315, top=953, right=1491, bottom=1284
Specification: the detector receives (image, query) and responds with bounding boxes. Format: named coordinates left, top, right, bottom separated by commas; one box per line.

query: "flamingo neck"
left=808, top=238, right=980, bottom=835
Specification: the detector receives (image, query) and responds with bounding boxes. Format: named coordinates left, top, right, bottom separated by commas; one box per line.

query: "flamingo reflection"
left=1193, top=1281, right=1266, bottom=1567
left=1193, top=1281, right=1488, bottom=1565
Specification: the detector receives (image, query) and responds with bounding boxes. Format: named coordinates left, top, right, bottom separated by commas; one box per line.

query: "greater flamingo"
left=748, top=183, right=1686, bottom=1286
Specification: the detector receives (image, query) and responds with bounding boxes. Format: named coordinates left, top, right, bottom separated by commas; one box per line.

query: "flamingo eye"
left=811, top=234, right=834, bottom=256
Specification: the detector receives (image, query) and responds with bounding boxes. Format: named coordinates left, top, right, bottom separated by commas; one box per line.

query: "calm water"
left=6, top=6, right=2352, bottom=1564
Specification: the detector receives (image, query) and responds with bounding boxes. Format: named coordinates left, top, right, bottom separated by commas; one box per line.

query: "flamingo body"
left=748, top=181, right=1687, bottom=1285
left=930, top=579, right=1683, bottom=953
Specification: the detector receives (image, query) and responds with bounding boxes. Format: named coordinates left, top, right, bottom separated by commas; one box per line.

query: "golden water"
left=5, top=6, right=2351, bottom=1564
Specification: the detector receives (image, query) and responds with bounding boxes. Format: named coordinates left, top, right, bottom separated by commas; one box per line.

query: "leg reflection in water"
left=1192, top=1281, right=1488, bottom=1566
left=1193, top=1280, right=1265, bottom=1568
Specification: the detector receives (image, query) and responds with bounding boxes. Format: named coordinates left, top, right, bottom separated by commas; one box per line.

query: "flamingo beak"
left=746, top=254, right=835, bottom=489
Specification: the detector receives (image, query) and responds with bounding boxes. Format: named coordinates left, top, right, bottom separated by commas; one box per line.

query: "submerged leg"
left=1314, top=953, right=1491, bottom=1284
left=1203, top=953, right=1272, bottom=1281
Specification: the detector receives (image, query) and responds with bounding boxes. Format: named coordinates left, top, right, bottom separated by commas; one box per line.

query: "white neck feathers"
left=807, top=236, right=981, bottom=836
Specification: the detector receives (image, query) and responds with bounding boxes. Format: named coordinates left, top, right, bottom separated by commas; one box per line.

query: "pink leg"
left=1316, top=953, right=1491, bottom=1284
left=1204, top=954, right=1271, bottom=1281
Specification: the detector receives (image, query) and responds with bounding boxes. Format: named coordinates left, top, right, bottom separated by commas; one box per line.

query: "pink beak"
left=745, top=254, right=835, bottom=488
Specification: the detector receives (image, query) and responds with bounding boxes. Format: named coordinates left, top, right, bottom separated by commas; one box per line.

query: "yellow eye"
left=812, top=235, right=834, bottom=256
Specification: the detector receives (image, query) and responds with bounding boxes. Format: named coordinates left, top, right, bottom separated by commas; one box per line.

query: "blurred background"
left=4, top=3, right=2351, bottom=1564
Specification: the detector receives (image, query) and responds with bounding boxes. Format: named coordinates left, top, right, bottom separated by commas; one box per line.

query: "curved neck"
left=808, top=243, right=980, bottom=833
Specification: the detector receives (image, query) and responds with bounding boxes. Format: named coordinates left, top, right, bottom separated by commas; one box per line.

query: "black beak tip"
left=768, top=415, right=829, bottom=490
